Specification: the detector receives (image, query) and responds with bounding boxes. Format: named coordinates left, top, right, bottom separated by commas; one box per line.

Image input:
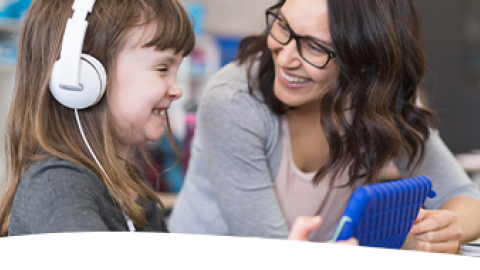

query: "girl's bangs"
left=140, top=1, right=195, bottom=56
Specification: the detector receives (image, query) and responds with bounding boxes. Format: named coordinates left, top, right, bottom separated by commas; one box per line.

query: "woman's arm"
left=439, top=196, right=480, bottom=242
left=408, top=197, right=480, bottom=253
left=197, top=81, right=289, bottom=238
left=393, top=130, right=480, bottom=253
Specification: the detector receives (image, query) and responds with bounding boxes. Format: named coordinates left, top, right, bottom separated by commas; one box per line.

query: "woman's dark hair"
left=236, top=0, right=439, bottom=186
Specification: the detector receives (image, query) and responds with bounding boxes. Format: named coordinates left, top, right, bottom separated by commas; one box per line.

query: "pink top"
left=185, top=113, right=197, bottom=124
left=274, top=117, right=354, bottom=242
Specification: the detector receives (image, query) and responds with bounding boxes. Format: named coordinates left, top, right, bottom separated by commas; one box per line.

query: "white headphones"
left=49, top=0, right=107, bottom=109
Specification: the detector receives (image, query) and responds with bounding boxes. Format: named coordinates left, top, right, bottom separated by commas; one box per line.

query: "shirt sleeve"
left=197, top=82, right=289, bottom=238
left=13, top=163, right=112, bottom=234
left=393, top=129, right=480, bottom=209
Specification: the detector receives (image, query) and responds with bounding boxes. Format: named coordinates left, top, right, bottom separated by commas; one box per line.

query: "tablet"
left=330, top=176, right=436, bottom=248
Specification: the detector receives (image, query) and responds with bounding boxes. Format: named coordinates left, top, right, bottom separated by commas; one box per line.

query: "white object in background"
left=0, top=67, right=15, bottom=199
left=193, top=34, right=220, bottom=82
left=455, top=153, right=480, bottom=189
left=0, top=0, right=21, bottom=13
left=0, top=1, right=7, bottom=10
left=459, top=242, right=480, bottom=257
left=456, top=153, right=480, bottom=172
left=167, top=55, right=191, bottom=142
left=189, top=33, right=220, bottom=104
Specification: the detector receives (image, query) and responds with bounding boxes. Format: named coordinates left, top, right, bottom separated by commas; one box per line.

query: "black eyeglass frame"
left=265, top=4, right=336, bottom=69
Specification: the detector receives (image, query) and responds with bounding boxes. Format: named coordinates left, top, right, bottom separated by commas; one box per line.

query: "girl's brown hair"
left=0, top=0, right=195, bottom=236
left=236, top=0, right=439, bottom=187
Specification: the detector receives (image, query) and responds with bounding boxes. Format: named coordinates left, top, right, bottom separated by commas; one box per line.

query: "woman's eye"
left=278, top=20, right=288, bottom=32
left=306, top=41, right=327, bottom=54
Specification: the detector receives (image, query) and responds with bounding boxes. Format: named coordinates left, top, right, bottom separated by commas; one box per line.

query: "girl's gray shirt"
left=168, top=60, right=480, bottom=239
left=9, top=157, right=168, bottom=235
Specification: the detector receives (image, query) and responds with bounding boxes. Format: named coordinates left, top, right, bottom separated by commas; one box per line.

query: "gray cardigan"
left=168, top=60, right=480, bottom=239
left=9, top=157, right=168, bottom=235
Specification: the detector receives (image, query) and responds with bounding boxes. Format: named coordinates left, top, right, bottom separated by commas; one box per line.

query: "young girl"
left=169, top=0, right=480, bottom=253
left=0, top=0, right=335, bottom=241
left=0, top=0, right=196, bottom=235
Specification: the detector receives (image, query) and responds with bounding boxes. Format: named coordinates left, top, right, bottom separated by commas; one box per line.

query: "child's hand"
left=288, top=216, right=322, bottom=241
left=287, top=216, right=358, bottom=246
left=409, top=208, right=463, bottom=253
left=287, top=216, right=359, bottom=248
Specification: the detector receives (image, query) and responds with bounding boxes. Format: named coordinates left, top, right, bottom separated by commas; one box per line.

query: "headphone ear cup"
left=50, top=53, right=107, bottom=109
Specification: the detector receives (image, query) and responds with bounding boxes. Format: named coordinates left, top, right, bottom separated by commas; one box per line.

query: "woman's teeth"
left=280, top=69, right=311, bottom=84
left=153, top=109, right=166, bottom=116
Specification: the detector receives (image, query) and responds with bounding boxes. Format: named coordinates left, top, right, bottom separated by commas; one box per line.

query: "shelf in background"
left=0, top=19, right=22, bottom=32
left=0, top=64, right=15, bottom=72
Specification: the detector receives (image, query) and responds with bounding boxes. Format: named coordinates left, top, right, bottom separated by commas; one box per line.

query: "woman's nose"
left=275, top=39, right=302, bottom=68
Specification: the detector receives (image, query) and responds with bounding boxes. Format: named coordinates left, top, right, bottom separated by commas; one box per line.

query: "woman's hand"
left=288, top=216, right=358, bottom=245
left=409, top=208, right=463, bottom=253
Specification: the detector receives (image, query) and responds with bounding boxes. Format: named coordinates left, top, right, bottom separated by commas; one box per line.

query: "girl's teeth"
left=281, top=69, right=310, bottom=84
left=154, top=110, right=166, bottom=116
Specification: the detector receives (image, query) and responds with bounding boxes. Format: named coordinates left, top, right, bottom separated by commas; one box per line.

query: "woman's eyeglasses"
left=265, top=4, right=336, bottom=69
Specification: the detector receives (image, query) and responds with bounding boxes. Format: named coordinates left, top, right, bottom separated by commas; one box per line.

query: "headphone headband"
left=73, top=0, right=96, bottom=11
left=57, top=0, right=97, bottom=91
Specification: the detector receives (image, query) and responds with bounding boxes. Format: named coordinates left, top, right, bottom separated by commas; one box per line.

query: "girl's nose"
left=167, top=83, right=183, bottom=101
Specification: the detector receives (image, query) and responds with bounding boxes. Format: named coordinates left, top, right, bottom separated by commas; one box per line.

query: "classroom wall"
left=416, top=0, right=480, bottom=154
left=191, top=0, right=275, bottom=36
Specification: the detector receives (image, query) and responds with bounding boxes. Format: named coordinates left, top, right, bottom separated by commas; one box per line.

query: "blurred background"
left=0, top=0, right=480, bottom=199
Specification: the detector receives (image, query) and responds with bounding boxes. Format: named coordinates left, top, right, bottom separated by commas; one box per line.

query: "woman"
left=169, top=0, right=480, bottom=253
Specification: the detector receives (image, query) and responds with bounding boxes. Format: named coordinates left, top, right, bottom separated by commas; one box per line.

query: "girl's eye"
left=156, top=65, right=168, bottom=72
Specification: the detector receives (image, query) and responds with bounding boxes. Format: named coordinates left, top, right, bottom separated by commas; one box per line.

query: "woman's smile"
left=278, top=68, right=313, bottom=89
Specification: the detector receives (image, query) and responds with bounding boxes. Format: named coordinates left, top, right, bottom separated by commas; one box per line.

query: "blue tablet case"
left=330, top=176, right=437, bottom=248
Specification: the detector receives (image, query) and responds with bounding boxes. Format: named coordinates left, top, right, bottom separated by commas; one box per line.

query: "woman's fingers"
left=414, top=226, right=463, bottom=243
left=414, top=239, right=461, bottom=254
left=413, top=208, right=427, bottom=224
left=288, top=216, right=322, bottom=241
left=410, top=210, right=457, bottom=234
left=409, top=209, right=463, bottom=254
left=413, top=229, right=462, bottom=254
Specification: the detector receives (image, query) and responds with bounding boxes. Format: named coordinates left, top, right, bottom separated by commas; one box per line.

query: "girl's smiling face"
left=109, top=25, right=183, bottom=157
